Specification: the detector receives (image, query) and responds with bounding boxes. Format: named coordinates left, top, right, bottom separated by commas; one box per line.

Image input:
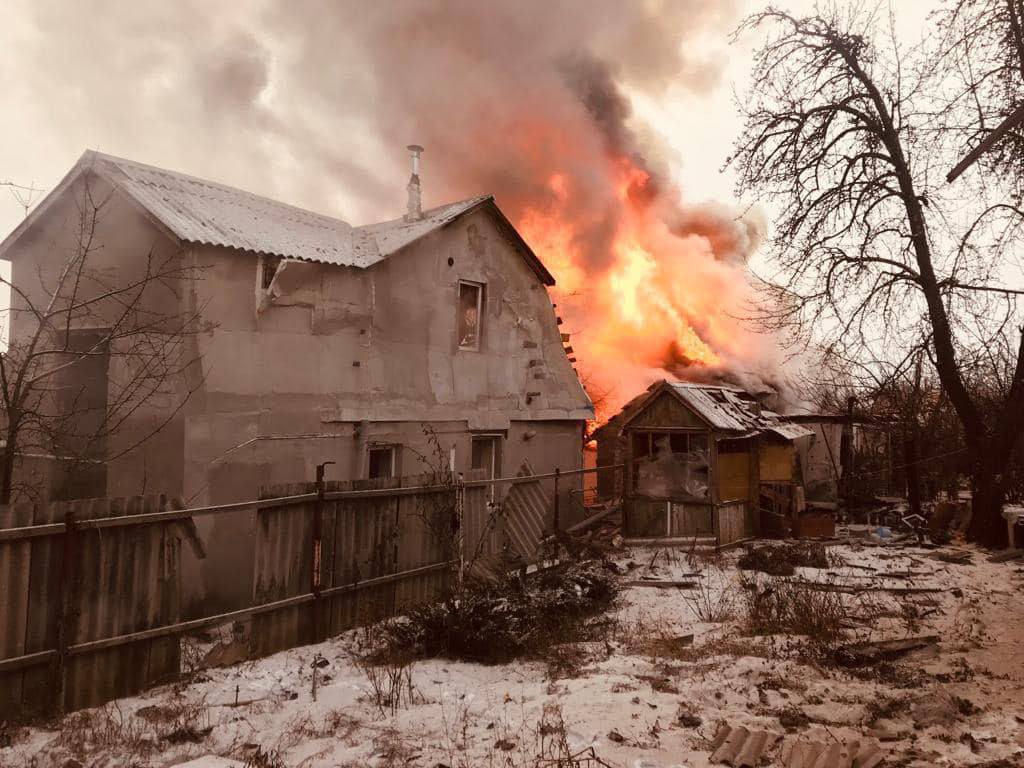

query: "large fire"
left=517, top=154, right=764, bottom=422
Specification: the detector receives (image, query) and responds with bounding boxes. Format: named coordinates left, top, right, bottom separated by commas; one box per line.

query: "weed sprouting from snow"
left=682, top=565, right=738, bottom=623
left=355, top=651, right=420, bottom=718
left=739, top=575, right=849, bottom=642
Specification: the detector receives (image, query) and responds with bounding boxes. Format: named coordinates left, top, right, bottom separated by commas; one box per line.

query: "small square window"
left=458, top=281, right=483, bottom=350
left=368, top=446, right=396, bottom=479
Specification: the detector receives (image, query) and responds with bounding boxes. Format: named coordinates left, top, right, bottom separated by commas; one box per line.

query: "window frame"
left=367, top=444, right=398, bottom=480
left=628, top=428, right=710, bottom=500
left=470, top=434, right=503, bottom=500
left=259, top=255, right=282, bottom=292
left=457, top=280, right=485, bottom=351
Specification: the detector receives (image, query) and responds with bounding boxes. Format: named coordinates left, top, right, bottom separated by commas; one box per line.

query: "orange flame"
left=517, top=154, right=759, bottom=423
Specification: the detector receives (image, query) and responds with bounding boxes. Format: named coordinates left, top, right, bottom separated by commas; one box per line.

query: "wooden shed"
left=609, top=381, right=813, bottom=546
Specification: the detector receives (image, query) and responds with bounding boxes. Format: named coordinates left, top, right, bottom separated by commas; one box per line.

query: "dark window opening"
left=458, top=281, right=483, bottom=350
left=261, top=256, right=282, bottom=290
left=368, top=446, right=396, bottom=479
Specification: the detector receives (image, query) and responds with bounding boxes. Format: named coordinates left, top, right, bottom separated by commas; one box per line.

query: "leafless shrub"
left=682, top=566, right=738, bottom=623
left=369, top=727, right=420, bottom=768
left=739, top=575, right=849, bottom=643
left=381, top=559, right=619, bottom=664
left=355, top=652, right=419, bottom=718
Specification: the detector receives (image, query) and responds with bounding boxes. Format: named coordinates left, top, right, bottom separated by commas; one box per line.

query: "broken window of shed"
left=632, top=431, right=709, bottom=499
left=458, top=281, right=483, bottom=350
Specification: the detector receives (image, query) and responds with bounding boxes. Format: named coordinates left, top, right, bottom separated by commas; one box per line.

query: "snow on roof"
left=0, top=151, right=554, bottom=283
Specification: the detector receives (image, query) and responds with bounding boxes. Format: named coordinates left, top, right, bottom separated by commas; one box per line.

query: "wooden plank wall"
left=716, top=501, right=749, bottom=546
left=0, top=495, right=182, bottom=719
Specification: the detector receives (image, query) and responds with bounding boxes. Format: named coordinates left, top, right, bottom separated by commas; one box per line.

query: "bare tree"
left=730, top=5, right=1024, bottom=546
left=942, top=0, right=1024, bottom=184
left=0, top=181, right=206, bottom=503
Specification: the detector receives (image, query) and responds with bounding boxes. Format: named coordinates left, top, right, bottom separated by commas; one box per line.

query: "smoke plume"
left=0, top=0, right=793, bottom=418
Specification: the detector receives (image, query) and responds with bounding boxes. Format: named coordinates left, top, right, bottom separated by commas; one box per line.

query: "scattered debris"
left=779, top=734, right=884, bottom=768
left=625, top=580, right=697, bottom=589
left=911, top=687, right=963, bottom=728
left=738, top=542, right=830, bottom=576
left=988, top=549, right=1024, bottom=563
left=776, top=706, right=810, bottom=732
left=930, top=549, right=973, bottom=565
left=710, top=724, right=780, bottom=767
left=833, top=636, right=940, bottom=667
left=675, top=704, right=702, bottom=728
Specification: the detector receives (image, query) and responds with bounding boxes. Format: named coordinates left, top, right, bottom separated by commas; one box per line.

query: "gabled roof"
left=616, top=380, right=814, bottom=441
left=0, top=150, right=556, bottom=285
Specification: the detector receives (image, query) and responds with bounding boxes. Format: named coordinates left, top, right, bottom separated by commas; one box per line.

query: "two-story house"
left=0, top=150, right=592, bottom=610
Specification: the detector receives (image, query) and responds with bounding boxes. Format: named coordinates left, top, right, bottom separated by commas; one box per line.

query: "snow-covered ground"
left=4, top=539, right=1024, bottom=768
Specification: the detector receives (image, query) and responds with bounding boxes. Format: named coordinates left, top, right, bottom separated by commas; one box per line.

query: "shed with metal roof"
left=604, top=380, right=812, bottom=545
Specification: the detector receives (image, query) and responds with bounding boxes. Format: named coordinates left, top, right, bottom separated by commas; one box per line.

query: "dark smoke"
left=2, top=0, right=787, bottom=411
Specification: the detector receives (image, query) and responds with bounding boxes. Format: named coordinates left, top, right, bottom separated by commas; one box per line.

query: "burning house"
left=596, top=380, right=813, bottom=546
left=0, top=148, right=592, bottom=610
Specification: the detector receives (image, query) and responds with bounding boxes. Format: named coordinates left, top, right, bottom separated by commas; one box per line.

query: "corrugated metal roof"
left=779, top=734, right=884, bottom=768
left=666, top=382, right=814, bottom=440
left=97, top=152, right=359, bottom=265
left=711, top=724, right=780, bottom=767
left=351, top=196, right=491, bottom=264
left=0, top=151, right=558, bottom=285
left=711, top=726, right=884, bottom=768
left=669, top=382, right=758, bottom=432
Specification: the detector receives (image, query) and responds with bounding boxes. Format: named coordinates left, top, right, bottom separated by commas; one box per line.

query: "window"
left=630, top=430, right=709, bottom=499
left=471, top=435, right=502, bottom=499
left=261, top=255, right=282, bottom=291
left=368, top=446, right=396, bottom=479
left=457, top=281, right=484, bottom=350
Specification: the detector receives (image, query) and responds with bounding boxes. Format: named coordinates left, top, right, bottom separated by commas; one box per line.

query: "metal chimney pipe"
left=405, top=144, right=424, bottom=221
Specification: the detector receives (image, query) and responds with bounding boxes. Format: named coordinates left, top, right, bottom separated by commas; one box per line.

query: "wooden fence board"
left=0, top=502, right=33, bottom=715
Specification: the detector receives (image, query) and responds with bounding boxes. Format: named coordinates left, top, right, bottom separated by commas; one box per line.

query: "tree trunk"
left=966, top=458, right=1009, bottom=548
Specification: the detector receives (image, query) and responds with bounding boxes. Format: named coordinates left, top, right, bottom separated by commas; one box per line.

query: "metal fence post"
left=51, top=506, right=79, bottom=717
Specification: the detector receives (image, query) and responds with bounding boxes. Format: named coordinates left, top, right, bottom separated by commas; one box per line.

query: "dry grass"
left=739, top=575, right=850, bottom=642
left=682, top=566, right=739, bottom=622
left=354, top=651, right=421, bottom=718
